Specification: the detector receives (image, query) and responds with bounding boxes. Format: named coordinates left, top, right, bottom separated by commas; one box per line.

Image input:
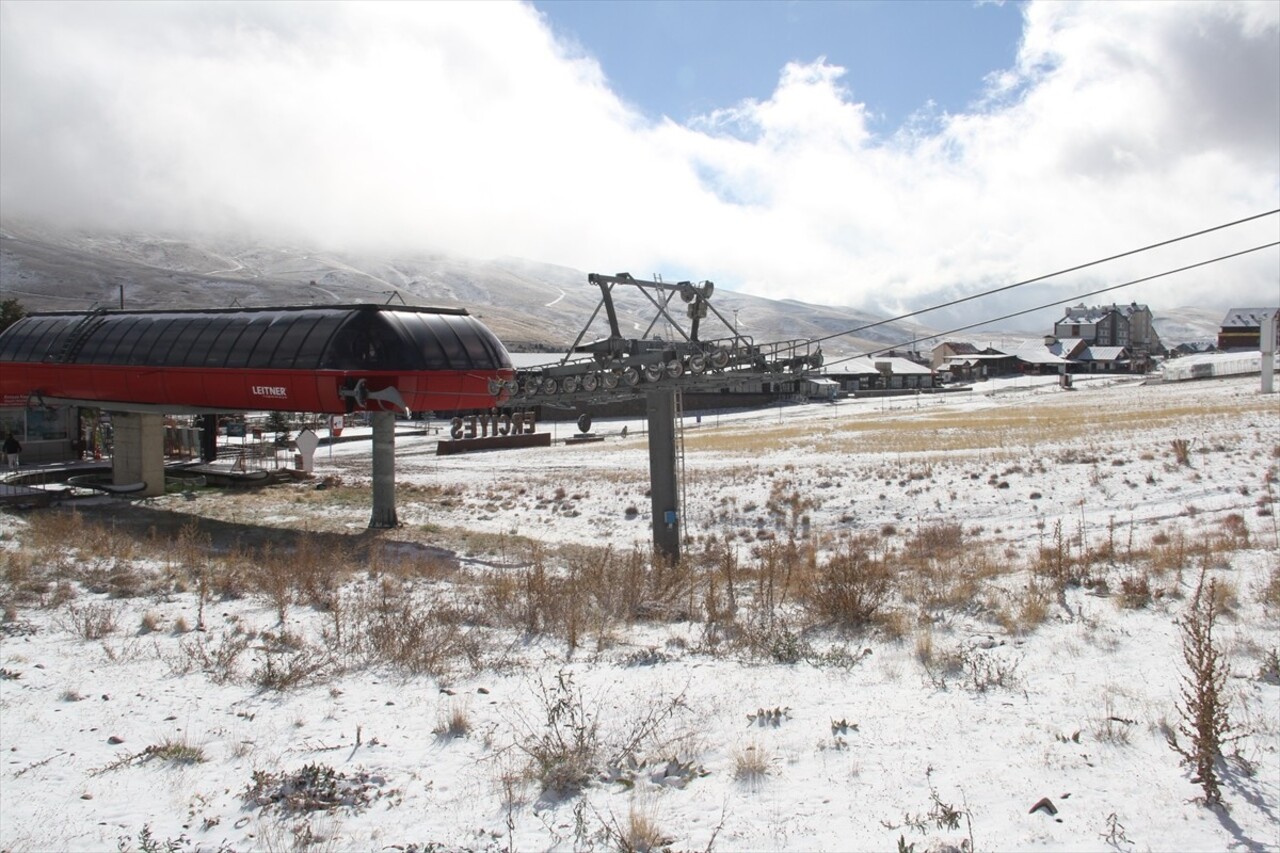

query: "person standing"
left=3, top=432, right=20, bottom=470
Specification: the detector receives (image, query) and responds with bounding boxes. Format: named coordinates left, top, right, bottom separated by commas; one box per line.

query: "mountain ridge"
left=0, top=220, right=1225, bottom=354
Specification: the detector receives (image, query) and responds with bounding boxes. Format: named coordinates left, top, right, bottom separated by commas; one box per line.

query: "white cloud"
left=1, top=0, right=1276, bottom=327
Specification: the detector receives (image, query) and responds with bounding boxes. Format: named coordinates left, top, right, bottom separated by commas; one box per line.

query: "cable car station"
left=0, top=275, right=821, bottom=563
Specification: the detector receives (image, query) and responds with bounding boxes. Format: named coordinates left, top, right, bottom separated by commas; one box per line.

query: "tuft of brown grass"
left=732, top=741, right=771, bottom=789
left=433, top=699, right=472, bottom=740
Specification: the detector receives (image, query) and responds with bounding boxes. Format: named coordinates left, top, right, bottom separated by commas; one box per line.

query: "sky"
left=0, top=0, right=1277, bottom=329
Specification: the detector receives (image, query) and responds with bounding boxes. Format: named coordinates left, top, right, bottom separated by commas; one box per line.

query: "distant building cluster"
left=815, top=303, right=1277, bottom=398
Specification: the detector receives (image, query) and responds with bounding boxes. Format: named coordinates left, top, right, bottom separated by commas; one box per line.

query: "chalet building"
left=826, top=356, right=934, bottom=393
left=1054, top=303, right=1163, bottom=356
left=930, top=342, right=1020, bottom=381
left=1077, top=346, right=1130, bottom=372
left=1217, top=307, right=1278, bottom=351
left=1172, top=341, right=1217, bottom=357
left=930, top=341, right=982, bottom=370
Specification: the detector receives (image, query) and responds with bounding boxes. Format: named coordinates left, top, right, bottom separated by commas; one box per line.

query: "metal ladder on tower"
left=674, top=389, right=687, bottom=536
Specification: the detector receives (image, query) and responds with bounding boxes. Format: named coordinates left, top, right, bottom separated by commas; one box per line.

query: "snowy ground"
left=2, top=374, right=1279, bottom=852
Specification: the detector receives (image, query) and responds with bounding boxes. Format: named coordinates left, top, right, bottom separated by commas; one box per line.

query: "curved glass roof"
left=0, top=305, right=512, bottom=371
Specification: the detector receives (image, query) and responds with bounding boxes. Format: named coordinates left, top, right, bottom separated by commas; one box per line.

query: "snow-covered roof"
left=1060, top=302, right=1151, bottom=323
left=960, top=352, right=1015, bottom=361
left=1010, top=346, right=1070, bottom=365
left=1048, top=338, right=1088, bottom=358
left=851, top=356, right=933, bottom=375
left=936, top=341, right=982, bottom=355
left=1220, top=307, right=1278, bottom=328
left=1080, top=346, right=1128, bottom=361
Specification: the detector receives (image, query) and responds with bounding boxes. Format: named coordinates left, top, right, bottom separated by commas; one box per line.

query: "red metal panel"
left=0, top=362, right=513, bottom=414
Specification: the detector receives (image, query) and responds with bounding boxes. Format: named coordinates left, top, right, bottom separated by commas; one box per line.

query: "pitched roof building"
left=1217, top=307, right=1279, bottom=351
left=1054, top=302, right=1163, bottom=355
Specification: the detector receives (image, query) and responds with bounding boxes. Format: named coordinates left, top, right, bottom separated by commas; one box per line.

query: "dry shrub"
left=253, top=644, right=335, bottom=691
left=341, top=580, right=480, bottom=678
left=62, top=601, right=118, bottom=640
left=1167, top=569, right=1237, bottom=805
left=747, top=537, right=807, bottom=626
left=914, top=624, right=935, bottom=665
left=1118, top=573, right=1153, bottom=609
left=25, top=508, right=87, bottom=556
left=1149, top=528, right=1189, bottom=576
left=177, top=631, right=251, bottom=684
left=516, top=670, right=600, bottom=797
left=806, top=535, right=892, bottom=628
left=1035, top=519, right=1084, bottom=589
left=1219, top=514, right=1249, bottom=549
left=620, top=801, right=670, bottom=853
left=1, top=549, right=46, bottom=607
left=253, top=543, right=293, bottom=624
left=479, top=544, right=703, bottom=649
left=1171, top=438, right=1193, bottom=467
left=905, top=523, right=965, bottom=563
left=76, top=559, right=146, bottom=599
left=1260, top=562, right=1280, bottom=610
left=999, top=582, right=1051, bottom=635
left=511, top=671, right=690, bottom=800
left=877, top=606, right=913, bottom=641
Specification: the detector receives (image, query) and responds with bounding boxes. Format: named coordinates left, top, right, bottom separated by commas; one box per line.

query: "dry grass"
left=732, top=741, right=771, bottom=789
left=433, top=699, right=472, bottom=740
left=688, top=393, right=1277, bottom=460
left=0, top=383, right=1272, bottom=698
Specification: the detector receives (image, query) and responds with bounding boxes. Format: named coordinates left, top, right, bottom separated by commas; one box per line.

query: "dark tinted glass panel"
left=149, top=318, right=198, bottom=365
left=421, top=314, right=470, bottom=369
left=101, top=318, right=146, bottom=364
left=454, top=317, right=498, bottom=367
left=321, top=312, right=381, bottom=370
left=375, top=314, right=423, bottom=371
left=27, top=318, right=74, bottom=362
left=245, top=317, right=293, bottom=368
left=209, top=318, right=253, bottom=367
left=397, top=315, right=449, bottom=370
left=73, top=322, right=110, bottom=363
left=117, top=318, right=165, bottom=365
left=223, top=317, right=270, bottom=368
left=271, top=315, right=325, bottom=370
left=0, top=318, right=54, bottom=361
left=182, top=318, right=229, bottom=367
left=294, top=315, right=345, bottom=369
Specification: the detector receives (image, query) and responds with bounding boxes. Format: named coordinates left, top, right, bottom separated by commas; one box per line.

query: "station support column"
left=111, top=411, right=165, bottom=497
left=368, top=410, right=398, bottom=529
left=200, top=414, right=219, bottom=462
left=646, top=390, right=681, bottom=564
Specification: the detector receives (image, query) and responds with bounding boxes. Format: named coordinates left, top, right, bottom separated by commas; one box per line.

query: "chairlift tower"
left=505, top=273, right=823, bottom=563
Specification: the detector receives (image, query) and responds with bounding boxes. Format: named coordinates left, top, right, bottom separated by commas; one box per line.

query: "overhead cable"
left=822, top=240, right=1280, bottom=370
left=812, top=208, right=1280, bottom=347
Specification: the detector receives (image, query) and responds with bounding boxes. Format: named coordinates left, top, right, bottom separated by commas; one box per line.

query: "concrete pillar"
left=646, top=390, right=680, bottom=564
left=368, top=410, right=398, bottom=528
left=111, top=411, right=165, bottom=497
left=1262, top=311, right=1276, bottom=395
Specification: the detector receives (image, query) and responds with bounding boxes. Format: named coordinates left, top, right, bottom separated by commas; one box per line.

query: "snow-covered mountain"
left=0, top=221, right=937, bottom=358
left=1, top=219, right=1232, bottom=355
